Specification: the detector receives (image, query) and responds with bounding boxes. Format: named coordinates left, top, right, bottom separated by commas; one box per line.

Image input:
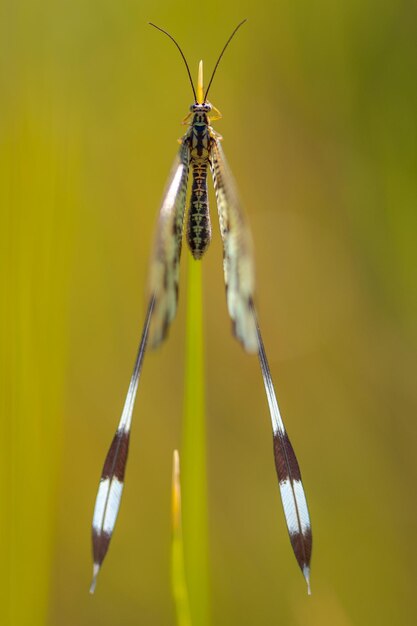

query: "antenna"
left=149, top=22, right=197, bottom=102
left=204, top=19, right=247, bottom=102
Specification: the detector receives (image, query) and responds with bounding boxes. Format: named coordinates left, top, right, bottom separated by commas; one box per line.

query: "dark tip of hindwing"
left=102, top=429, right=130, bottom=482
left=273, top=430, right=312, bottom=589
left=273, top=431, right=301, bottom=483
left=91, top=429, right=130, bottom=592
left=289, top=527, right=312, bottom=594
left=92, top=519, right=112, bottom=570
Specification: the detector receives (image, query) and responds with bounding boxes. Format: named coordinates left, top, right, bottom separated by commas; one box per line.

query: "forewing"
left=210, top=137, right=257, bottom=352
left=148, top=141, right=190, bottom=348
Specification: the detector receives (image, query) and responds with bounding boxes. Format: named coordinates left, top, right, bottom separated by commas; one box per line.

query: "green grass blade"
left=171, top=450, right=192, bottom=626
left=181, top=258, right=210, bottom=626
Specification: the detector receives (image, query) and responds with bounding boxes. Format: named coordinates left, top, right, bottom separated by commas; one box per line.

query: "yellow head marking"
left=197, top=60, right=204, bottom=104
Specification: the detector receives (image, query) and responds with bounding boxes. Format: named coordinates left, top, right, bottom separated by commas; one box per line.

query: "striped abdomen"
left=187, top=161, right=211, bottom=259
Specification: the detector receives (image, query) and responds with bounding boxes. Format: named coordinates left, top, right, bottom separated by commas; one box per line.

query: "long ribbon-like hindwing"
left=91, top=145, right=189, bottom=592
left=251, top=302, right=312, bottom=593
left=90, top=296, right=154, bottom=593
left=210, top=137, right=312, bottom=591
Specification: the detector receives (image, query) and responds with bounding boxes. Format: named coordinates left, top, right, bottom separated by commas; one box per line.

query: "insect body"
left=91, top=20, right=312, bottom=596
left=186, top=100, right=213, bottom=258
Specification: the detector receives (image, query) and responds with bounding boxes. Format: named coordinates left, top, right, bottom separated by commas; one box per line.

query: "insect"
left=90, top=20, right=312, bottom=595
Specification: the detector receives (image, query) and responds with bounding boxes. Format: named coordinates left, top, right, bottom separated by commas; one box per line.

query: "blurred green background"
left=2, top=0, right=417, bottom=624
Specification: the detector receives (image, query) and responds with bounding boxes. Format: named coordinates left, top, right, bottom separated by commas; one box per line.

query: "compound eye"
left=189, top=104, right=195, bottom=112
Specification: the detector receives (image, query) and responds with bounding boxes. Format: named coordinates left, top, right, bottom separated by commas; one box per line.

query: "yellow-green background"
left=2, top=0, right=417, bottom=624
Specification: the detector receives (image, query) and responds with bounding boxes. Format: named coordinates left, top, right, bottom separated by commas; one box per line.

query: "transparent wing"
left=210, top=137, right=258, bottom=352
left=148, top=141, right=190, bottom=348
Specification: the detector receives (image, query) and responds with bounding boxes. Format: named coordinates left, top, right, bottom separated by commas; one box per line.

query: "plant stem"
left=171, top=450, right=192, bottom=626
left=181, top=257, right=210, bottom=626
